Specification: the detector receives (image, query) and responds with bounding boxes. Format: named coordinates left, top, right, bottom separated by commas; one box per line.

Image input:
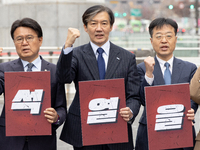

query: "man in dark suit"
left=0, top=18, right=67, bottom=150
left=56, top=5, right=141, bottom=150
left=135, top=18, right=198, bottom=150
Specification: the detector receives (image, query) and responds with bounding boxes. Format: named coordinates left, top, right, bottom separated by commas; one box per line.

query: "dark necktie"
left=97, top=47, right=105, bottom=80
left=164, top=62, right=171, bottom=85
left=26, top=63, right=34, bottom=72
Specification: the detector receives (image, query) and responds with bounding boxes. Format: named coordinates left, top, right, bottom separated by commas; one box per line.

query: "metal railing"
left=1, top=46, right=200, bottom=65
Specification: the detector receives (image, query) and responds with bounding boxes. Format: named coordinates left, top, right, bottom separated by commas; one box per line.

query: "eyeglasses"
left=14, top=35, right=38, bottom=44
left=154, top=34, right=174, bottom=41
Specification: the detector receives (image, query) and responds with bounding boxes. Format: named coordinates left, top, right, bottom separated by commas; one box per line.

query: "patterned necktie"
left=26, top=63, right=34, bottom=72
left=164, top=62, right=171, bottom=85
left=97, top=47, right=105, bottom=80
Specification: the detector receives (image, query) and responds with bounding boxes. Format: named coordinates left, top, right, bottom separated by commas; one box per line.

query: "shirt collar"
left=90, top=40, right=110, bottom=56
left=156, top=55, right=174, bottom=68
left=21, top=56, right=41, bottom=70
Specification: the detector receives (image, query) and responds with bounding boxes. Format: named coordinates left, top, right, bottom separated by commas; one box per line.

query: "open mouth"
left=160, top=46, right=169, bottom=50
left=22, top=48, right=30, bottom=52
left=95, top=34, right=104, bottom=38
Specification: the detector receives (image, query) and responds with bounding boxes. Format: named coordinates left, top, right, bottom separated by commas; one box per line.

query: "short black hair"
left=149, top=18, right=178, bottom=38
left=82, top=5, right=115, bottom=27
left=10, top=18, right=43, bottom=40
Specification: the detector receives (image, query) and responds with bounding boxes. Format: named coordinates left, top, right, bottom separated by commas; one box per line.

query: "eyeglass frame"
left=14, top=35, right=39, bottom=44
left=153, top=33, right=176, bottom=41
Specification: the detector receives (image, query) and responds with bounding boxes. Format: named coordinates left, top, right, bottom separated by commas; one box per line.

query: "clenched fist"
left=119, top=107, right=133, bottom=122
left=144, top=56, right=155, bottom=78
left=65, top=28, right=80, bottom=48
left=44, top=107, right=58, bottom=124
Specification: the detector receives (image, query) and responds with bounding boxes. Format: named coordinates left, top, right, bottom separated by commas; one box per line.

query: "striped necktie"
left=164, top=62, right=171, bottom=85
left=26, top=63, right=34, bottom=72
left=97, top=47, right=105, bottom=80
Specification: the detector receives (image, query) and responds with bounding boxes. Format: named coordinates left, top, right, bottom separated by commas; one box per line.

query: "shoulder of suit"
left=0, top=59, right=20, bottom=72
left=110, top=42, right=134, bottom=55
left=0, top=59, right=18, bottom=66
left=110, top=42, right=125, bottom=51
left=174, top=57, right=197, bottom=72
left=137, top=61, right=145, bottom=69
left=174, top=57, right=196, bottom=67
left=41, top=58, right=56, bottom=67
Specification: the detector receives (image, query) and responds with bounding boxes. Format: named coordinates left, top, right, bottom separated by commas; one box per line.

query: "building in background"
left=0, top=0, right=105, bottom=47
left=105, top=0, right=199, bottom=35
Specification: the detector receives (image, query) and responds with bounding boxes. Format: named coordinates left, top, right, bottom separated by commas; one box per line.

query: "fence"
left=0, top=45, right=200, bottom=149
left=1, top=43, right=200, bottom=102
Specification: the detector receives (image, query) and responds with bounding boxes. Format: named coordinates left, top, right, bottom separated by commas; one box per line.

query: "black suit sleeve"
left=56, top=50, right=74, bottom=84
left=126, top=54, right=141, bottom=123
left=53, top=82, right=67, bottom=127
left=47, top=61, right=67, bottom=127
left=56, top=50, right=78, bottom=83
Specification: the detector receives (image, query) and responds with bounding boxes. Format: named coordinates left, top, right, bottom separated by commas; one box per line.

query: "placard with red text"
left=79, top=78, right=128, bottom=146
left=145, top=83, right=193, bottom=150
left=5, top=71, right=51, bottom=136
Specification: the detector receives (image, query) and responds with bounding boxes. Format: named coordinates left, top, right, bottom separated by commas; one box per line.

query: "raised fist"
left=65, top=28, right=80, bottom=48
left=144, top=56, right=155, bottom=78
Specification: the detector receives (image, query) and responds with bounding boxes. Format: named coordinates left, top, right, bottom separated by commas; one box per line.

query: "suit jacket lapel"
left=105, top=42, right=120, bottom=79
left=153, top=57, right=165, bottom=85
left=40, top=56, right=51, bottom=71
left=82, top=43, right=99, bottom=80
left=11, top=58, right=24, bottom=71
left=171, top=57, right=181, bottom=84
left=154, top=57, right=181, bottom=85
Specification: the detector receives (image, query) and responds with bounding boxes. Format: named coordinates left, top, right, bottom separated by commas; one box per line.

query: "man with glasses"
left=135, top=17, right=198, bottom=150
left=0, top=18, right=67, bottom=150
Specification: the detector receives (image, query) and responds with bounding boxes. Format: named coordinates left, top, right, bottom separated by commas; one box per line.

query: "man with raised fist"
left=56, top=4, right=141, bottom=150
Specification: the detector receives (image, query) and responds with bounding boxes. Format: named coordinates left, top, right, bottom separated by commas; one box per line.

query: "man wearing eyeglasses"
left=0, top=18, right=67, bottom=150
left=135, top=18, right=198, bottom=150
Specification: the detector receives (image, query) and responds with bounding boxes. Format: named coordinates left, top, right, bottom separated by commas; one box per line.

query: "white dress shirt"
left=21, top=56, right=41, bottom=71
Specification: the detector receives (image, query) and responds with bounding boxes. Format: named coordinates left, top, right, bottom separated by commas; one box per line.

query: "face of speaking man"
left=13, top=26, right=43, bottom=63
left=150, top=24, right=177, bottom=61
left=84, top=11, right=113, bottom=47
